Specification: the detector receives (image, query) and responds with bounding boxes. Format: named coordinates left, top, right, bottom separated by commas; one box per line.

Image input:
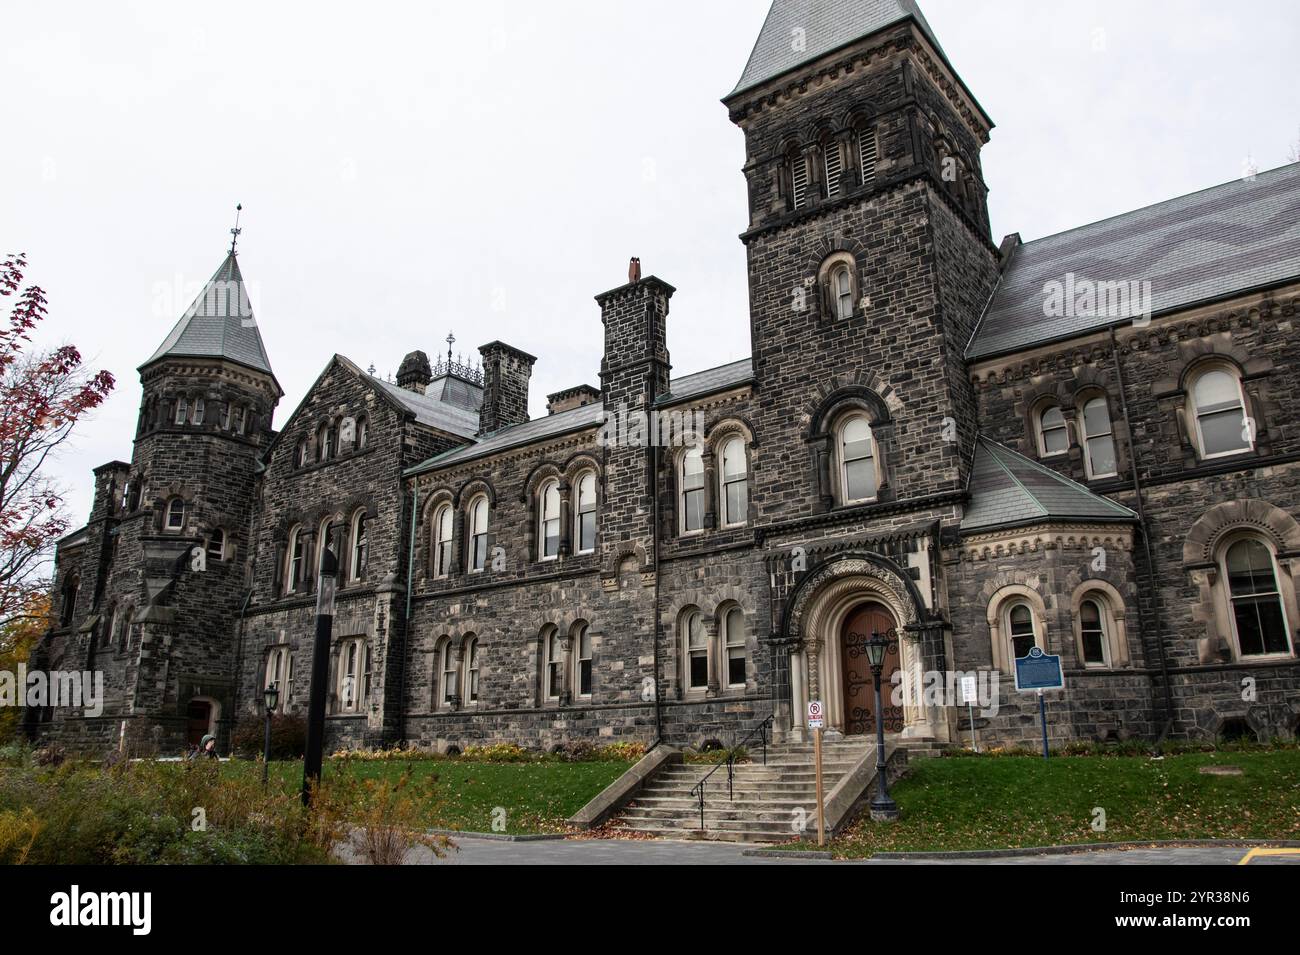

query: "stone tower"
left=724, top=0, right=1000, bottom=520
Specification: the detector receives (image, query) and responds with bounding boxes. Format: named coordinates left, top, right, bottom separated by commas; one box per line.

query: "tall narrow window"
left=575, top=625, right=592, bottom=698
left=317, top=423, right=332, bottom=462
left=1192, top=368, right=1251, bottom=458
left=1036, top=404, right=1068, bottom=456
left=432, top=503, right=453, bottom=577
left=317, top=520, right=334, bottom=576
left=684, top=610, right=708, bottom=691
left=832, top=265, right=854, bottom=319
left=719, top=437, right=748, bottom=527
left=296, top=439, right=309, bottom=468
left=1079, top=599, right=1108, bottom=666
left=545, top=628, right=563, bottom=701
left=340, top=640, right=358, bottom=712
left=1081, top=397, right=1117, bottom=478
left=858, top=126, right=878, bottom=185
left=355, top=417, right=368, bottom=450
left=350, top=512, right=368, bottom=581
left=464, top=637, right=479, bottom=703
left=361, top=643, right=372, bottom=707
left=60, top=573, right=79, bottom=626
left=234, top=406, right=247, bottom=434
left=468, top=496, right=489, bottom=572
left=790, top=151, right=808, bottom=209
left=265, top=647, right=291, bottom=703
left=219, top=402, right=231, bottom=430
left=165, top=497, right=185, bottom=530
left=192, top=398, right=205, bottom=425
left=680, top=446, right=705, bottom=533
left=723, top=607, right=747, bottom=687
left=575, top=472, right=597, bottom=554
left=286, top=525, right=305, bottom=594
left=439, top=639, right=458, bottom=707
left=174, top=397, right=188, bottom=425
left=839, top=416, right=877, bottom=504
left=539, top=479, right=561, bottom=560
left=1224, top=538, right=1291, bottom=657
left=823, top=140, right=842, bottom=197
left=1008, top=603, right=1037, bottom=660
left=206, top=528, right=225, bottom=562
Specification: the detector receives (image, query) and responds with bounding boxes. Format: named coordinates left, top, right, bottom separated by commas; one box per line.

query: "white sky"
left=5, top=0, right=1299, bottom=527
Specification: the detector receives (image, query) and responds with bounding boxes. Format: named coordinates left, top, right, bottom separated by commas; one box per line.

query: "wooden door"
left=186, top=700, right=212, bottom=747
left=840, top=603, right=902, bottom=735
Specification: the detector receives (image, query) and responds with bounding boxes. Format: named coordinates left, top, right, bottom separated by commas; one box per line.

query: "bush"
left=310, top=766, right=454, bottom=864
left=231, top=712, right=308, bottom=760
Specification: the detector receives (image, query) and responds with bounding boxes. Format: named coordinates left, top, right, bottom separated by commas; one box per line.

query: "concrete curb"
left=425, top=828, right=570, bottom=842
left=743, top=847, right=834, bottom=860
left=745, top=838, right=1300, bottom=861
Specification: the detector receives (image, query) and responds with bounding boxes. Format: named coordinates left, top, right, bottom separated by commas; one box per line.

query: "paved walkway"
left=403, top=835, right=1300, bottom=865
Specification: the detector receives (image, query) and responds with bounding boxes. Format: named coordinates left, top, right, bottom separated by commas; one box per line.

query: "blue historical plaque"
left=1014, top=646, right=1065, bottom=692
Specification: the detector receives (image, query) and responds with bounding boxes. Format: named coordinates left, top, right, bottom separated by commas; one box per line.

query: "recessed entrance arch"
left=185, top=696, right=220, bottom=747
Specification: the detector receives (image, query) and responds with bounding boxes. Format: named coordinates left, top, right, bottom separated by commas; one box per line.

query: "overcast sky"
left=5, top=0, right=1299, bottom=526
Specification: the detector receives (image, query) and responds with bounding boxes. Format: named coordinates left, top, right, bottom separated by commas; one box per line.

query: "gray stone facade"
left=36, top=5, right=1300, bottom=754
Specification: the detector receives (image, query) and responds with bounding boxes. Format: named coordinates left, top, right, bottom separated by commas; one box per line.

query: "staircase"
left=612, top=737, right=883, bottom=843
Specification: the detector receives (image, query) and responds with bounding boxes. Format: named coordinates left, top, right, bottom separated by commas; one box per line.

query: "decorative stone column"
left=704, top=617, right=721, bottom=696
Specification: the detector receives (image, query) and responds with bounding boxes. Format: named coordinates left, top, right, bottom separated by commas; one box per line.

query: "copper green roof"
left=961, top=436, right=1136, bottom=533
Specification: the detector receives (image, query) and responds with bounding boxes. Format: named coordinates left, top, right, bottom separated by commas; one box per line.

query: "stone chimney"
left=546, top=384, right=601, bottom=416
left=395, top=348, right=431, bottom=394
left=396, top=350, right=433, bottom=394
left=477, top=341, right=536, bottom=435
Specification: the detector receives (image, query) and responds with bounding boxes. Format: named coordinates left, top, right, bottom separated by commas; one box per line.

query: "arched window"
left=192, top=398, right=205, bottom=425
left=337, top=638, right=368, bottom=713
left=574, top=471, right=597, bottom=554
left=682, top=609, right=708, bottom=692
left=435, top=637, right=458, bottom=708
left=837, top=414, right=877, bottom=504
left=574, top=624, right=592, bottom=698
left=722, top=606, right=747, bottom=688
left=219, top=401, right=231, bottom=430
left=350, top=511, right=368, bottom=581
left=467, top=495, right=489, bottom=572
left=857, top=125, right=878, bottom=186
left=1191, top=367, right=1251, bottom=458
left=431, top=503, right=453, bottom=578
left=265, top=646, right=292, bottom=707
left=1080, top=397, right=1117, bottom=478
left=317, top=423, right=332, bottom=462
left=174, top=397, right=188, bottom=425
left=104, top=604, right=120, bottom=651
left=822, top=137, right=842, bottom=197
left=234, top=405, right=247, bottom=434
left=543, top=626, right=564, bottom=702
left=285, top=525, right=305, bottom=594
left=1078, top=598, right=1108, bottom=666
left=538, top=479, right=561, bottom=560
left=719, top=437, right=748, bottom=527
left=830, top=263, right=854, bottom=319
left=165, top=497, right=186, bottom=531
left=316, top=519, right=334, bottom=575
left=206, top=528, right=226, bottom=562
left=679, top=446, right=705, bottom=533
left=59, top=573, right=79, bottom=626
left=1222, top=537, right=1291, bottom=657
left=1007, top=602, right=1038, bottom=660
left=789, top=148, right=809, bottom=210
left=1035, top=403, right=1068, bottom=456
left=355, top=416, right=368, bottom=450
left=463, top=636, right=479, bottom=704
left=296, top=438, right=309, bottom=468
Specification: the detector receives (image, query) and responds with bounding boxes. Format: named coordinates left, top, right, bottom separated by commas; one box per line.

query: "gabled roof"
left=368, top=375, right=479, bottom=437
left=407, top=356, right=755, bottom=475
left=729, top=0, right=945, bottom=98
left=968, top=162, right=1300, bottom=360
left=142, top=253, right=277, bottom=382
left=960, top=436, right=1136, bottom=533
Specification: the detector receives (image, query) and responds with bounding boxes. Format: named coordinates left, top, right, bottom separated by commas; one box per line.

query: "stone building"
left=38, top=0, right=1300, bottom=755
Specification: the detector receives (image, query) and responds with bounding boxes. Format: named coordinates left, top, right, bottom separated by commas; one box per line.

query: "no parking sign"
left=807, top=700, right=824, bottom=730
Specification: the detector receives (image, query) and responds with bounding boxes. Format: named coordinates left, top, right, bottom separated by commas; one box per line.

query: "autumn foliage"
left=0, top=253, right=114, bottom=628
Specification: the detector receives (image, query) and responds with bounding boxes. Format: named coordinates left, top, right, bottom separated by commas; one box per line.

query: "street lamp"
left=261, top=681, right=279, bottom=786
left=301, top=543, right=338, bottom=807
left=865, top=629, right=899, bottom=821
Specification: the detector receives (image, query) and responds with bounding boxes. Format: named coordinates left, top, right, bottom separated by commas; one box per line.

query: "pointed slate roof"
left=961, top=436, right=1136, bottom=533
left=729, top=0, right=945, bottom=97
left=967, top=162, right=1300, bottom=360
left=142, top=253, right=276, bottom=379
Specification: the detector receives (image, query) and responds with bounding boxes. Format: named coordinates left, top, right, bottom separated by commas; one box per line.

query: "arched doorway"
left=840, top=602, right=902, bottom=735
left=185, top=697, right=219, bottom=747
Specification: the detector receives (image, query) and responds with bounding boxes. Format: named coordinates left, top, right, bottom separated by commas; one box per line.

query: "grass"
left=236, top=758, right=632, bottom=835
left=787, top=749, right=1300, bottom=858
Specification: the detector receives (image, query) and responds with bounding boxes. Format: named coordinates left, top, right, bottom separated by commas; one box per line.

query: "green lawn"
left=244, top=758, right=632, bottom=835
left=794, top=750, right=1300, bottom=858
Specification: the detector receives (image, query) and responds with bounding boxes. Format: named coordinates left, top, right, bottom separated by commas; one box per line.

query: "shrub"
left=308, top=765, right=454, bottom=864
left=231, top=712, right=308, bottom=760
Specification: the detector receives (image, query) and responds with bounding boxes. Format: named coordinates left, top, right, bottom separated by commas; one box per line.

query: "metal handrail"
left=688, top=715, right=774, bottom=832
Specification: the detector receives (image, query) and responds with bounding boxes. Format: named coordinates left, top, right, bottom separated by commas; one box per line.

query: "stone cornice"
left=955, top=522, right=1133, bottom=563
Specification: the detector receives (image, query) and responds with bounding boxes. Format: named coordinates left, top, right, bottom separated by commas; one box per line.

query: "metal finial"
left=367, top=362, right=376, bottom=376
left=445, top=331, right=455, bottom=365
left=229, top=203, right=243, bottom=255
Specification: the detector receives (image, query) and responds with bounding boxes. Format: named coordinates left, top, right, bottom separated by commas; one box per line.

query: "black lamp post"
left=865, top=629, right=899, bottom=821
left=261, top=681, right=279, bottom=785
left=301, top=543, right=338, bottom=807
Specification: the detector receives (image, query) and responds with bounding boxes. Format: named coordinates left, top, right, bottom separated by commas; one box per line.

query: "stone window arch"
left=1069, top=580, right=1130, bottom=668
left=537, top=477, right=561, bottom=561
left=718, top=435, right=749, bottom=527
left=986, top=585, right=1048, bottom=672
left=1032, top=398, right=1069, bottom=457
left=540, top=624, right=566, bottom=704
left=817, top=251, right=859, bottom=321
left=1218, top=533, right=1293, bottom=658
left=466, top=494, right=490, bottom=573
left=1077, top=393, right=1117, bottom=479
left=433, top=635, right=458, bottom=710
left=348, top=508, right=369, bottom=582
left=1187, top=362, right=1252, bottom=459
left=833, top=411, right=879, bottom=505
left=720, top=603, right=748, bottom=689
left=573, top=470, right=598, bottom=554
left=680, top=607, right=710, bottom=696
left=164, top=496, right=186, bottom=531
left=430, top=501, right=454, bottom=578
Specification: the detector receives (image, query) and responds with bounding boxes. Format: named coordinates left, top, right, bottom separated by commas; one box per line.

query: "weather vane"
left=229, top=203, right=243, bottom=255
